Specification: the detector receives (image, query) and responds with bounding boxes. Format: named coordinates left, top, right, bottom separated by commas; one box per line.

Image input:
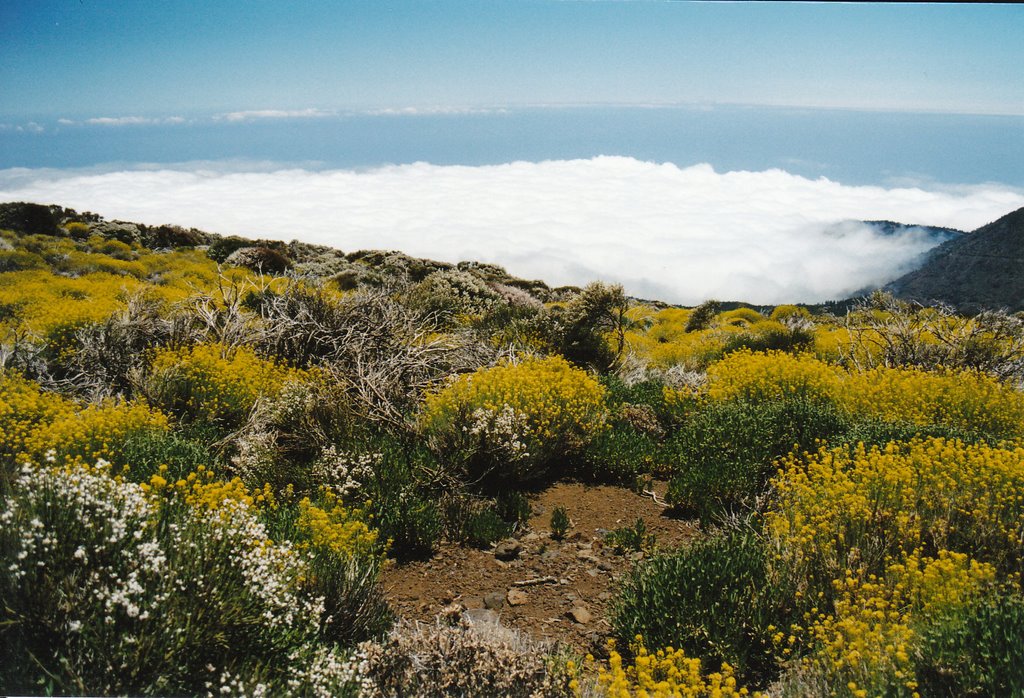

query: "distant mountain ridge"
left=886, top=206, right=1024, bottom=313
left=860, top=219, right=965, bottom=244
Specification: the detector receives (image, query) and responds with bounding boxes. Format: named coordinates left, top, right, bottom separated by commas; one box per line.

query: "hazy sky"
left=2, top=2, right=1023, bottom=305
left=3, top=1, right=1022, bottom=119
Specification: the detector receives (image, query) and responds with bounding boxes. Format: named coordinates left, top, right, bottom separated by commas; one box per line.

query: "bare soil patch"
left=382, top=481, right=697, bottom=653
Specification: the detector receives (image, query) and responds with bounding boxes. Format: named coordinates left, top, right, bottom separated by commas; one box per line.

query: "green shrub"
left=602, top=375, right=670, bottom=411
left=224, top=246, right=293, bottom=274
left=841, top=418, right=995, bottom=449
left=916, top=590, right=1024, bottom=697
left=303, top=547, right=393, bottom=646
left=112, top=429, right=212, bottom=483
left=207, top=235, right=257, bottom=263
left=684, top=299, right=720, bottom=332
left=665, top=396, right=848, bottom=523
left=605, top=517, right=654, bottom=554
left=550, top=506, right=570, bottom=540
left=443, top=490, right=530, bottom=548
left=613, top=528, right=801, bottom=686
left=579, top=421, right=658, bottom=485
left=0, top=202, right=61, bottom=236
left=462, top=508, right=514, bottom=548
left=553, top=281, right=630, bottom=371
left=721, top=322, right=814, bottom=355
left=495, top=490, right=532, bottom=529
left=378, top=493, right=442, bottom=560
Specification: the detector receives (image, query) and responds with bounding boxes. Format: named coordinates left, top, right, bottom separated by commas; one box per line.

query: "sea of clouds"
left=2, top=156, right=1022, bottom=305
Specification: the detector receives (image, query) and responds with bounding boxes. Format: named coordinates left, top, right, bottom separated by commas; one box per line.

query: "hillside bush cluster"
left=3, top=208, right=1024, bottom=695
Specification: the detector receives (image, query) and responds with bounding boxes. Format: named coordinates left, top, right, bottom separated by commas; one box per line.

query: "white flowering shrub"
left=466, top=404, right=533, bottom=466
left=310, top=445, right=379, bottom=496
left=405, top=268, right=501, bottom=326
left=0, top=462, right=366, bottom=696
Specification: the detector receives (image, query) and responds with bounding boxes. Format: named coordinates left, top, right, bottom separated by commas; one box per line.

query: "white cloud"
left=86, top=116, right=153, bottom=126
left=83, top=116, right=187, bottom=126
left=214, top=108, right=333, bottom=123
left=1, top=157, right=1022, bottom=305
left=6, top=122, right=46, bottom=133
left=364, top=106, right=509, bottom=116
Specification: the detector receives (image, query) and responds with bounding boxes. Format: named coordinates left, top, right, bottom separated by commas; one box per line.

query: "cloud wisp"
left=213, top=108, right=335, bottom=123
left=1, top=157, right=1021, bottom=305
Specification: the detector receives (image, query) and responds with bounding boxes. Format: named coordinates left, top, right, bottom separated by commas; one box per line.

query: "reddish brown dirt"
left=382, top=481, right=698, bottom=653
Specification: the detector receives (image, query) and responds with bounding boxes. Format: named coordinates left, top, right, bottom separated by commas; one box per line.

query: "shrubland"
left=1, top=201, right=1023, bottom=696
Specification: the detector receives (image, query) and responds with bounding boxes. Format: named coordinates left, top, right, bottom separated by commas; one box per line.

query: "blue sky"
left=2, top=1, right=1022, bottom=119
left=2, top=1, right=1023, bottom=304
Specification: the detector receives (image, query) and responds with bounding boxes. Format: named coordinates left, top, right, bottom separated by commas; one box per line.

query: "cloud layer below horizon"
left=2, top=157, right=1022, bottom=305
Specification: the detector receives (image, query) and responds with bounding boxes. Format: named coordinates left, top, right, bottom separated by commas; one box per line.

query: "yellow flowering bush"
left=719, top=307, right=765, bottom=326
left=785, top=551, right=995, bottom=698
left=768, top=438, right=1024, bottom=579
left=842, top=366, right=1024, bottom=438
left=25, top=400, right=169, bottom=467
left=703, top=350, right=1024, bottom=438
left=421, top=355, right=607, bottom=481
left=811, top=323, right=852, bottom=362
left=770, top=305, right=811, bottom=323
left=0, top=370, right=75, bottom=466
left=594, top=638, right=760, bottom=697
left=146, top=342, right=308, bottom=428
left=0, top=270, right=143, bottom=342
left=621, top=306, right=725, bottom=369
left=0, top=370, right=167, bottom=471
left=705, top=350, right=842, bottom=404
left=296, top=488, right=382, bottom=561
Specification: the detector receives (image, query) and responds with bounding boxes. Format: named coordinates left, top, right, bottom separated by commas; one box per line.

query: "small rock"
left=494, top=539, right=523, bottom=561
left=506, top=588, right=529, bottom=606
left=523, top=532, right=540, bottom=542
left=568, top=607, right=592, bottom=624
left=541, top=549, right=560, bottom=561
left=630, top=551, right=645, bottom=562
left=598, top=560, right=615, bottom=572
left=576, top=549, right=597, bottom=561
left=598, top=592, right=612, bottom=601
left=576, top=542, right=592, bottom=551
left=483, top=591, right=505, bottom=610
left=586, top=568, right=599, bottom=577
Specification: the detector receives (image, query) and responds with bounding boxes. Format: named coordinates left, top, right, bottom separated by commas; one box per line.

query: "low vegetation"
left=2, top=201, right=1023, bottom=696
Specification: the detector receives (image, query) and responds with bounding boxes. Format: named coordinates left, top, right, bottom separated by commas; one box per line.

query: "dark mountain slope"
left=886, top=206, right=1024, bottom=313
left=860, top=219, right=964, bottom=244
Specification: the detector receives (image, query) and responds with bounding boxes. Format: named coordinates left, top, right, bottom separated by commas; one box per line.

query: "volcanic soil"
left=382, top=481, right=697, bottom=653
